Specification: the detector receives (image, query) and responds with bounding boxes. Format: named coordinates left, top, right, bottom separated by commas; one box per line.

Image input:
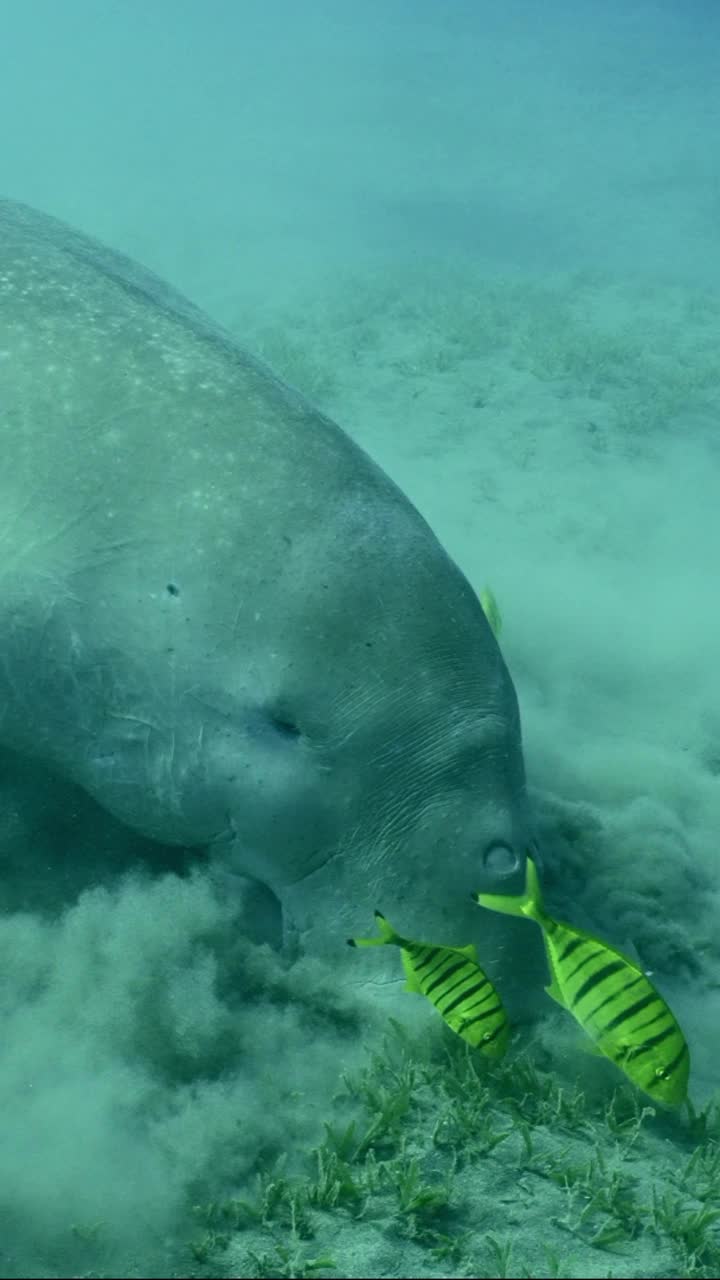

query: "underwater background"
left=1, top=1, right=719, bottom=1276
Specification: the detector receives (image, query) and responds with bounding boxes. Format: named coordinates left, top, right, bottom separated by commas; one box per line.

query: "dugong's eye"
left=245, top=703, right=303, bottom=746
left=270, top=713, right=301, bottom=739
left=264, top=703, right=302, bottom=740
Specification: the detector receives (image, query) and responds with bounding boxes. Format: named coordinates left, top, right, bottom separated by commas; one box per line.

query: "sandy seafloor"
left=2, top=254, right=720, bottom=1280
left=213, top=264, right=720, bottom=1280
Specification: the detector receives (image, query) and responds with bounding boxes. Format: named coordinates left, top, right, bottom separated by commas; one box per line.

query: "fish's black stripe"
left=416, top=951, right=453, bottom=984
left=566, top=946, right=607, bottom=984
left=585, top=974, right=645, bottom=1024
left=456, top=989, right=495, bottom=1020
left=433, top=967, right=477, bottom=1009
left=415, top=950, right=454, bottom=984
left=441, top=977, right=489, bottom=1017
left=425, top=959, right=466, bottom=996
left=571, top=960, right=626, bottom=1010
left=662, top=1040, right=688, bottom=1077
left=460, top=1002, right=504, bottom=1028
left=624, top=1023, right=677, bottom=1062
left=451, top=980, right=496, bottom=1014
left=410, top=946, right=443, bottom=974
left=430, top=967, right=476, bottom=1008
left=631, top=1008, right=671, bottom=1037
left=601, top=991, right=660, bottom=1033
left=559, top=936, right=584, bottom=963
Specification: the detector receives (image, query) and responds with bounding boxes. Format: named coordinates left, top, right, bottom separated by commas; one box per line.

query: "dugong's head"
left=168, top=486, right=535, bottom=1004
left=50, top=426, right=533, bottom=1007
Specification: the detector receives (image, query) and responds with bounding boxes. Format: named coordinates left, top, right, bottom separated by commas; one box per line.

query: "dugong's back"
left=0, top=197, right=396, bottom=514
left=0, top=197, right=441, bottom=689
left=0, top=198, right=529, bottom=962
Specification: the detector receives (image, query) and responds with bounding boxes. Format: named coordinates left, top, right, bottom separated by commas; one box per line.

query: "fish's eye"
left=655, top=1067, right=670, bottom=1080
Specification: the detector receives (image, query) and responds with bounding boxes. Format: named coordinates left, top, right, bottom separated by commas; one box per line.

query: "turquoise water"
left=0, top=3, right=718, bottom=1276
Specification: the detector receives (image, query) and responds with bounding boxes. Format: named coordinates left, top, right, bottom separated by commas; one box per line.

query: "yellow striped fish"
left=348, top=912, right=509, bottom=1056
left=473, top=857, right=689, bottom=1104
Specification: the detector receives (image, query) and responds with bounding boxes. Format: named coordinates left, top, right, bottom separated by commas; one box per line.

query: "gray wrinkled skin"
left=0, top=199, right=537, bottom=1007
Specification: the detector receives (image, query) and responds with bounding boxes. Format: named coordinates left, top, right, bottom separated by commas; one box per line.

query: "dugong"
left=0, top=199, right=534, bottom=1000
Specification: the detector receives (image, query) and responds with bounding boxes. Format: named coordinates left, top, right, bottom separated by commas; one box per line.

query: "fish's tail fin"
left=472, top=855, right=544, bottom=923
left=348, top=910, right=401, bottom=949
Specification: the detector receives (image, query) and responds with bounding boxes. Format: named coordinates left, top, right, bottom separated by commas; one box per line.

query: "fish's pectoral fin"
left=613, top=1038, right=641, bottom=1064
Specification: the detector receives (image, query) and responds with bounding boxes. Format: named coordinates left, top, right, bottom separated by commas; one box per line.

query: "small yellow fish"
left=473, top=857, right=689, bottom=1104
left=349, top=911, right=509, bottom=1056
left=479, top=586, right=502, bottom=639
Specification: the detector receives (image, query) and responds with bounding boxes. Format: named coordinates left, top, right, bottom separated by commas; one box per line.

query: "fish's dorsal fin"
left=455, top=942, right=479, bottom=961
left=547, top=917, right=643, bottom=974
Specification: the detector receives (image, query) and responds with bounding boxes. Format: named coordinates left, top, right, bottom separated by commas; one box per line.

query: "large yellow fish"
left=473, top=858, right=689, bottom=1104
left=349, top=911, right=509, bottom=1056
